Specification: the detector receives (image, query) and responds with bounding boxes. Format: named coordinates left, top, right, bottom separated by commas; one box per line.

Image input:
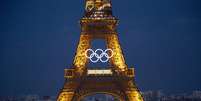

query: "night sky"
left=1, top=0, right=201, bottom=96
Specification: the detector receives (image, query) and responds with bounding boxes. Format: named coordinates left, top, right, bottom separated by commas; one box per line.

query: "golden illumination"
left=57, top=0, right=143, bottom=100
left=57, top=92, right=74, bottom=101
left=73, top=34, right=91, bottom=74
left=87, top=69, right=113, bottom=75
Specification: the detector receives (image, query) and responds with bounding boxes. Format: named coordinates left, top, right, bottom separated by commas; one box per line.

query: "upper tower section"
left=83, top=0, right=115, bottom=19
left=80, top=0, right=118, bottom=35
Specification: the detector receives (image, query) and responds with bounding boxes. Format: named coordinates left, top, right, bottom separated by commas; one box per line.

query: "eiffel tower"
left=57, top=0, right=143, bottom=101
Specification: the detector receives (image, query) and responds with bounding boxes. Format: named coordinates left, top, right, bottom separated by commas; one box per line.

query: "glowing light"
left=87, top=69, right=113, bottom=75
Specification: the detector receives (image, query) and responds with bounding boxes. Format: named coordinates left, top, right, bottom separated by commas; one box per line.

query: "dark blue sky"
left=1, top=0, right=201, bottom=96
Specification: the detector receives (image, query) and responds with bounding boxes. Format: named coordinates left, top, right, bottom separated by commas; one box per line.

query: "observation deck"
left=64, top=67, right=135, bottom=80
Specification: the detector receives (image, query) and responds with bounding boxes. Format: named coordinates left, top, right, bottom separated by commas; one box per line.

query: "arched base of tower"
left=57, top=71, right=143, bottom=101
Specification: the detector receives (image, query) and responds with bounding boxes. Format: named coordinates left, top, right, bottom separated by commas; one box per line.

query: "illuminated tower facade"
left=57, top=0, right=143, bottom=101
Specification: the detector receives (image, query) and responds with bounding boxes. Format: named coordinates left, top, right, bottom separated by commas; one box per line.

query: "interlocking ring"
left=85, top=48, right=113, bottom=63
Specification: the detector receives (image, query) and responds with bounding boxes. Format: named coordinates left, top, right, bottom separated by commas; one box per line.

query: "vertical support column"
left=57, top=91, right=74, bottom=101
left=126, top=90, right=144, bottom=101
left=123, top=81, right=144, bottom=101
left=106, top=34, right=127, bottom=72
left=73, top=34, right=91, bottom=75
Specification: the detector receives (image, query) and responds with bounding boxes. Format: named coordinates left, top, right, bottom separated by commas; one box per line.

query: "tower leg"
left=126, top=90, right=144, bottom=101
left=123, top=81, right=144, bottom=101
left=73, top=34, right=91, bottom=75
left=57, top=91, right=74, bottom=101
left=106, top=34, right=127, bottom=71
left=57, top=80, right=80, bottom=101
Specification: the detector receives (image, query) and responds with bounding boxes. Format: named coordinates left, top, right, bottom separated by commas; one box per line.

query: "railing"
left=64, top=68, right=135, bottom=78
left=87, top=69, right=113, bottom=75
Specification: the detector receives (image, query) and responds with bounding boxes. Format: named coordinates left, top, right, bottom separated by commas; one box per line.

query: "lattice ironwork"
left=57, top=0, right=143, bottom=101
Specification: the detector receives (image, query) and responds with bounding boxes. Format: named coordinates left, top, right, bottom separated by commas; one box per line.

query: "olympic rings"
left=85, top=48, right=113, bottom=63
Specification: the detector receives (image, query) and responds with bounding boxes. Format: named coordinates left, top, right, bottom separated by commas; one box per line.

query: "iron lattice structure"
left=57, top=0, right=144, bottom=101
